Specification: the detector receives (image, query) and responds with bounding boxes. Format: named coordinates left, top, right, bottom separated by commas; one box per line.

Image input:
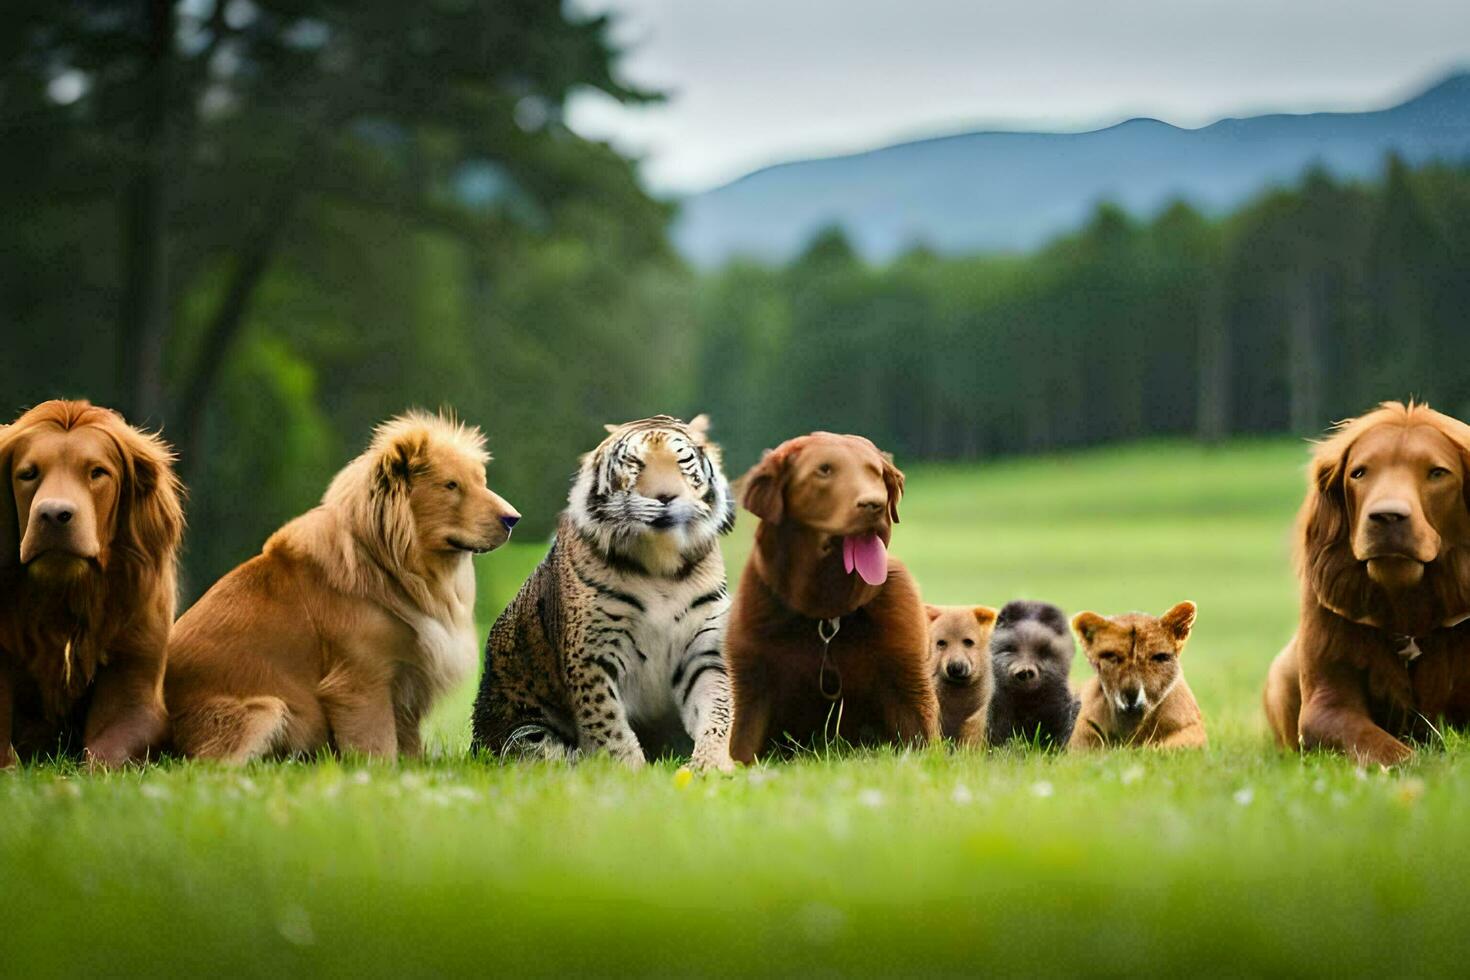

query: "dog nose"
left=1012, top=665, right=1037, bottom=683
left=1368, top=500, right=1412, bottom=525
left=36, top=499, right=76, bottom=526
left=945, top=660, right=972, bottom=682
left=501, top=514, right=520, bottom=531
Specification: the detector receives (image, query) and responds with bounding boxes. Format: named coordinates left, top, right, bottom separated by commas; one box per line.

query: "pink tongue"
left=843, top=534, right=888, bottom=586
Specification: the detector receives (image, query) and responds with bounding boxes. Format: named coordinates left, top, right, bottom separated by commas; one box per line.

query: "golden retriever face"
left=339, top=411, right=518, bottom=569
left=1303, top=403, right=1470, bottom=594
left=926, top=605, right=997, bottom=686
left=742, top=432, right=903, bottom=537
left=1, top=401, right=182, bottom=587
left=406, top=439, right=519, bottom=556
left=1073, top=602, right=1196, bottom=717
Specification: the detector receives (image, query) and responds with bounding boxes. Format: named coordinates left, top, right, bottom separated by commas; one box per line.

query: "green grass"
left=7, top=438, right=1464, bottom=976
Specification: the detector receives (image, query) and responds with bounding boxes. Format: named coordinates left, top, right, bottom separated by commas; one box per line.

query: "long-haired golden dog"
left=0, top=400, right=184, bottom=767
left=1264, top=402, right=1470, bottom=766
left=166, top=410, right=519, bottom=763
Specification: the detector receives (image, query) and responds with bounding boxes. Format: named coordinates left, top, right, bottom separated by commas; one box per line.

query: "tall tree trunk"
left=116, top=0, right=175, bottom=425
left=1196, top=281, right=1232, bottom=443
left=173, top=194, right=296, bottom=483
left=1288, top=275, right=1324, bottom=435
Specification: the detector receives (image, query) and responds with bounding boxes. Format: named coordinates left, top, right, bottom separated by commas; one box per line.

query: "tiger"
left=470, top=414, right=737, bottom=770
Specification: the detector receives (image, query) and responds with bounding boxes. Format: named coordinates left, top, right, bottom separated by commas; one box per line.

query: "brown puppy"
left=166, top=411, right=518, bottom=763
left=925, top=604, right=997, bottom=744
left=1264, top=402, right=1470, bottom=766
left=1070, top=602, right=1205, bottom=750
left=0, top=401, right=184, bottom=767
left=726, top=432, right=936, bottom=761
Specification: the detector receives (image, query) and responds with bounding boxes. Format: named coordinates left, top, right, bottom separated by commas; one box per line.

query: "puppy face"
left=1073, top=602, right=1196, bottom=717
left=7, top=423, right=123, bottom=577
left=990, top=618, right=1073, bottom=694
left=926, top=605, right=997, bottom=687
left=409, top=442, right=519, bottom=556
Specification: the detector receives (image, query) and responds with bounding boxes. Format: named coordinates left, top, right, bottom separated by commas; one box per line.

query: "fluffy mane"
left=566, top=414, right=735, bottom=576
left=1296, top=400, right=1470, bottom=634
left=0, top=400, right=184, bottom=719
left=314, top=408, right=488, bottom=618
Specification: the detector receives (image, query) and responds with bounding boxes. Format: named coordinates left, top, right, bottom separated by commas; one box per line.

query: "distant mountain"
left=674, top=72, right=1470, bottom=266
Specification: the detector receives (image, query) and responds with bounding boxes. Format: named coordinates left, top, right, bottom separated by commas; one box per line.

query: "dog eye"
left=1429, top=467, right=1451, bottom=480
left=935, top=639, right=948, bottom=648
left=816, top=463, right=833, bottom=477
left=1098, top=652, right=1121, bottom=663
left=962, top=638, right=974, bottom=647
left=16, top=464, right=39, bottom=481
left=90, top=467, right=109, bottom=481
left=444, top=481, right=459, bottom=491
left=1151, top=652, right=1173, bottom=663
left=1349, top=466, right=1367, bottom=480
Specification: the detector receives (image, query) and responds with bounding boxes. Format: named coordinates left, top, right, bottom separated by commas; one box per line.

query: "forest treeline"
left=695, top=158, right=1470, bottom=469
left=3, top=3, right=1469, bottom=592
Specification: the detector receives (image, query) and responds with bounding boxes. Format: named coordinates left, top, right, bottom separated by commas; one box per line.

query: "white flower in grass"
left=1120, top=765, right=1145, bottom=786
left=857, top=788, right=884, bottom=808
left=351, top=770, right=371, bottom=785
left=1030, top=780, right=1054, bottom=799
left=1233, top=787, right=1254, bottom=806
left=139, top=783, right=170, bottom=801
left=951, top=784, right=974, bottom=805
left=276, top=904, right=315, bottom=946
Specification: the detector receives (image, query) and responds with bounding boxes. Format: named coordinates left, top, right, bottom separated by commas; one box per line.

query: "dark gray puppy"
left=986, top=600, right=1080, bottom=748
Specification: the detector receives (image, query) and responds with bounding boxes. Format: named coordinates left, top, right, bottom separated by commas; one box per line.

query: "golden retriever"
left=0, top=400, right=184, bottom=767
left=1264, top=401, right=1470, bottom=766
left=165, top=410, right=519, bottom=763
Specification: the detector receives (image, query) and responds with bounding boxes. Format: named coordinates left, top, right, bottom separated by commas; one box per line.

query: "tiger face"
left=569, top=414, right=736, bottom=575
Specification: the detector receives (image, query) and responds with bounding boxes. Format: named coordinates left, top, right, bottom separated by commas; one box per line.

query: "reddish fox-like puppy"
left=1069, top=601, right=1206, bottom=750
left=925, top=605, right=997, bottom=744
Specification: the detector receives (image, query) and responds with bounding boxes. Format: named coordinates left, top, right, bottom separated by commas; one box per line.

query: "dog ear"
left=925, top=604, right=943, bottom=623
left=972, top=605, right=997, bottom=627
left=881, top=453, right=905, bottom=524
left=1160, top=601, right=1197, bottom=644
left=374, top=430, right=425, bottom=490
left=1071, top=611, right=1107, bottom=646
left=0, top=427, right=16, bottom=571
left=739, top=448, right=787, bottom=525
left=111, top=421, right=185, bottom=577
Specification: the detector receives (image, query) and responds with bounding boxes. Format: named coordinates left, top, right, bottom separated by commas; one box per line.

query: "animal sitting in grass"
left=1069, top=602, right=1206, bottom=750
left=925, top=605, right=997, bottom=744
left=986, top=600, right=1079, bottom=748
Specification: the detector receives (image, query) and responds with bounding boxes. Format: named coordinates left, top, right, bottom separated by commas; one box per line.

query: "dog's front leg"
left=0, top=661, right=16, bottom=768
left=320, top=667, right=399, bottom=760
left=1299, top=658, right=1412, bottom=766
left=84, top=647, right=167, bottom=768
left=726, top=662, right=774, bottom=764
left=882, top=652, right=939, bottom=747
left=568, top=652, right=645, bottom=768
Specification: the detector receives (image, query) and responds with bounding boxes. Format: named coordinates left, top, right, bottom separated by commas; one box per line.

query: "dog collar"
left=1395, top=634, right=1425, bottom=661
left=816, top=617, right=842, bottom=701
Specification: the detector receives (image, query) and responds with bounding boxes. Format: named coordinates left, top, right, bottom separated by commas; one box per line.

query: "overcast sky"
left=565, top=0, right=1470, bottom=195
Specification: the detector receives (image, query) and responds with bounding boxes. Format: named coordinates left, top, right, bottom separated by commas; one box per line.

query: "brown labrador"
left=1264, top=402, right=1470, bottom=766
left=0, top=401, right=184, bottom=767
left=725, top=432, right=936, bottom=761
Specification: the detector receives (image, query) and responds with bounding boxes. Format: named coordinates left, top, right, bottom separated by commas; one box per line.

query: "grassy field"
left=7, top=438, right=1467, bottom=976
